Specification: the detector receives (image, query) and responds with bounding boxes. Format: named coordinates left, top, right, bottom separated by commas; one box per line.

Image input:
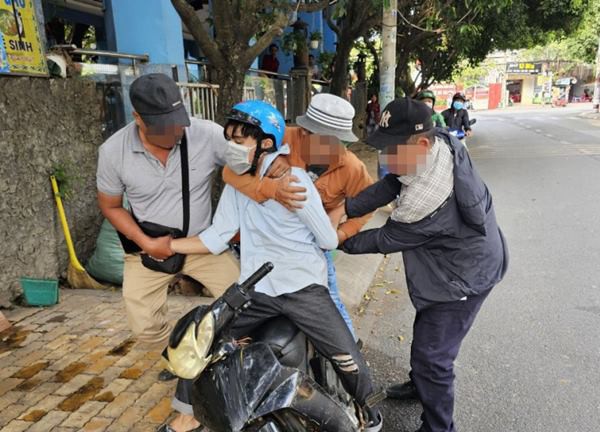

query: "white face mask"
left=225, top=141, right=256, bottom=175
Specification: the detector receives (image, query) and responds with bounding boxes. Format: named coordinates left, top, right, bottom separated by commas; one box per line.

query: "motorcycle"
left=162, top=263, right=383, bottom=432
left=449, top=118, right=476, bottom=148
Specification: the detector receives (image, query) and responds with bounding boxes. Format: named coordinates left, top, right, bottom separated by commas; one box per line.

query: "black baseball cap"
left=129, top=73, right=191, bottom=127
left=366, top=97, right=433, bottom=150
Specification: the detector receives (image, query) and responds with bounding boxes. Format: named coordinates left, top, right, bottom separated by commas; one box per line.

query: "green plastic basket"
left=20, top=278, right=59, bottom=306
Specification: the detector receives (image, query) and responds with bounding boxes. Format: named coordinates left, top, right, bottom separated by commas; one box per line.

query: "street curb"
left=578, top=111, right=600, bottom=120
left=334, top=210, right=389, bottom=311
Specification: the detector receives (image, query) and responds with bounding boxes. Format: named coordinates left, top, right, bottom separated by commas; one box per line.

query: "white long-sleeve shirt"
left=199, top=147, right=338, bottom=296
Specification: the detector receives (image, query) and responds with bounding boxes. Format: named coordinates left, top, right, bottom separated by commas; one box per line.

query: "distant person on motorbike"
left=442, top=92, right=473, bottom=137
left=415, top=89, right=446, bottom=128
left=169, top=101, right=383, bottom=432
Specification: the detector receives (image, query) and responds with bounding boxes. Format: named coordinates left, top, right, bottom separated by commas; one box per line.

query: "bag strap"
left=180, top=132, right=190, bottom=236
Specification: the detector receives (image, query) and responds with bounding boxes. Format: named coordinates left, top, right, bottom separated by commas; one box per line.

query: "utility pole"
left=593, top=36, right=600, bottom=113
left=380, top=0, right=397, bottom=109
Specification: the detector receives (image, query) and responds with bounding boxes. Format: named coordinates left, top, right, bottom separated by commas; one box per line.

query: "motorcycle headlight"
left=163, top=311, right=215, bottom=379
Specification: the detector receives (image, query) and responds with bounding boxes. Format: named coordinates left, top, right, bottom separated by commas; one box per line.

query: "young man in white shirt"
left=170, top=100, right=382, bottom=431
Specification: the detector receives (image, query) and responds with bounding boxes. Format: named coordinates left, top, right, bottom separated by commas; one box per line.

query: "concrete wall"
left=0, top=77, right=104, bottom=306
left=507, top=74, right=536, bottom=105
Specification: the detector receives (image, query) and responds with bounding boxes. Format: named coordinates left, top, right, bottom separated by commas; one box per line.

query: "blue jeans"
left=324, top=250, right=357, bottom=340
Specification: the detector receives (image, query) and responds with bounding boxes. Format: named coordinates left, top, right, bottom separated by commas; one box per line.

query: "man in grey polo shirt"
left=97, top=73, right=239, bottom=432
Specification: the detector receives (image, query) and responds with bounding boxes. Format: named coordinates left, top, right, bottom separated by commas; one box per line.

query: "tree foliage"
left=324, top=0, right=382, bottom=96
left=393, top=0, right=588, bottom=95
left=171, top=0, right=329, bottom=123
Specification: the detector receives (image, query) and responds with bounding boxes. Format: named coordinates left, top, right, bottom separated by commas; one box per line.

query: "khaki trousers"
left=123, top=252, right=240, bottom=344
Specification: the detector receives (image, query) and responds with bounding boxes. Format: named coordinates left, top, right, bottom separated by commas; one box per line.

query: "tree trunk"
left=593, top=35, right=600, bottom=113
left=380, top=0, right=397, bottom=108
left=213, top=66, right=246, bottom=125
left=395, top=60, right=415, bottom=97
left=330, top=38, right=353, bottom=97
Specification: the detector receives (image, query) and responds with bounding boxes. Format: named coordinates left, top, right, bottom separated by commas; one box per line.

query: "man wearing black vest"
left=333, top=98, right=509, bottom=432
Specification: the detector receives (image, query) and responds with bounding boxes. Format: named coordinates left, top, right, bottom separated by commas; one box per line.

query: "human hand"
left=274, top=174, right=307, bottom=211
left=141, top=235, right=174, bottom=261
left=466, top=129, right=473, bottom=137
left=266, top=156, right=291, bottom=179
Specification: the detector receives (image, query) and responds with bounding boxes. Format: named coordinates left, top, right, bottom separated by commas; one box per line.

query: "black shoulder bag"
left=118, top=134, right=190, bottom=274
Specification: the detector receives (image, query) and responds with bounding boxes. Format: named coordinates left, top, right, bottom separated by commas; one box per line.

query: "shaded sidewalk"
left=0, top=289, right=210, bottom=432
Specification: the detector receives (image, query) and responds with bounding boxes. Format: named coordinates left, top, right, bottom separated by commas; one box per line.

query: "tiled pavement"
left=0, top=289, right=211, bottom=432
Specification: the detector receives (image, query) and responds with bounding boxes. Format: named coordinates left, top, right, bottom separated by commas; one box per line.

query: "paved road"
left=356, top=104, right=600, bottom=432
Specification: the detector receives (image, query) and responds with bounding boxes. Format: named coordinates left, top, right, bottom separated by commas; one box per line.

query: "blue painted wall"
left=257, top=10, right=336, bottom=74
left=104, top=0, right=185, bottom=67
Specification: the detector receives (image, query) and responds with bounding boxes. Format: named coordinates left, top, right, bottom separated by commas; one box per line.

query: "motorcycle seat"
left=251, top=316, right=307, bottom=368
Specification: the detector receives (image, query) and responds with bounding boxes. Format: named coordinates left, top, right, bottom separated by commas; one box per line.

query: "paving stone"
left=86, top=356, right=119, bottom=375
left=11, top=361, right=50, bottom=380
left=0, top=419, right=32, bottom=432
left=80, top=349, right=109, bottom=364
left=19, top=394, right=63, bottom=416
left=0, top=366, right=20, bottom=380
left=60, top=401, right=107, bottom=429
left=19, top=331, right=42, bottom=346
left=126, top=369, right=163, bottom=394
left=0, top=291, right=208, bottom=431
left=13, top=348, right=48, bottom=367
left=17, top=383, right=61, bottom=406
left=98, top=391, right=140, bottom=419
left=93, top=378, right=131, bottom=402
left=134, top=382, right=173, bottom=409
left=13, top=370, right=54, bottom=392
left=98, top=366, right=127, bottom=383
left=40, top=326, right=71, bottom=343
left=7, top=341, right=43, bottom=362
left=146, top=397, right=172, bottom=424
left=130, top=421, right=160, bottom=431
left=36, top=322, right=60, bottom=334
left=46, top=351, right=87, bottom=371
left=110, top=406, right=148, bottom=432
left=0, top=378, right=24, bottom=397
left=0, top=390, right=24, bottom=411
left=46, top=334, right=79, bottom=351
left=78, top=336, right=107, bottom=352
left=54, top=374, right=94, bottom=397
left=4, top=307, right=39, bottom=323
left=0, top=403, right=28, bottom=424
left=81, top=417, right=114, bottom=432
left=24, top=410, right=70, bottom=432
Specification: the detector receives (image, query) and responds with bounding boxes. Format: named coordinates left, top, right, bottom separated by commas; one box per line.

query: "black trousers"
left=410, top=289, right=492, bottom=432
left=176, top=285, right=374, bottom=408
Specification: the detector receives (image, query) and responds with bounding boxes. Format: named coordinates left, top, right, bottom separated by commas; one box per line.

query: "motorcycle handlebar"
left=239, top=262, right=274, bottom=294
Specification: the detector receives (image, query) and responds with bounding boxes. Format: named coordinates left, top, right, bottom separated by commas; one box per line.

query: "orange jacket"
left=222, top=126, right=374, bottom=239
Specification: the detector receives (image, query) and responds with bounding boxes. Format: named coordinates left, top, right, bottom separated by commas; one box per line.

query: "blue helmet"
left=226, top=100, right=285, bottom=150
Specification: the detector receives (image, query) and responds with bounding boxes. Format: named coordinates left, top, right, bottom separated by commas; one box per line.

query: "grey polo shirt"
left=97, top=118, right=227, bottom=236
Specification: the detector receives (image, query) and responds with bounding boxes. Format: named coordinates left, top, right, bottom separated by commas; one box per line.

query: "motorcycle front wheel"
left=243, top=410, right=320, bottom=432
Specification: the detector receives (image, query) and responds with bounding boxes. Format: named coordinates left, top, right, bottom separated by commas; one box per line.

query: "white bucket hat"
left=296, top=94, right=359, bottom=142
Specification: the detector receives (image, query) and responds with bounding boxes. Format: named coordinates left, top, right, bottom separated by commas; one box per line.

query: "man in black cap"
left=330, top=97, right=509, bottom=432
left=97, top=73, right=240, bottom=432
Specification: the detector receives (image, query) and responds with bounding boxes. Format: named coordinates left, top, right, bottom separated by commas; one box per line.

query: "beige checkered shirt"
left=392, top=136, right=454, bottom=223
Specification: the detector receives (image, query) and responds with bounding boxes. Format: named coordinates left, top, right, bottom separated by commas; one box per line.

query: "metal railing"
left=178, top=82, right=220, bottom=121
left=184, top=60, right=331, bottom=120
left=177, top=82, right=258, bottom=121
left=51, top=45, right=149, bottom=75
